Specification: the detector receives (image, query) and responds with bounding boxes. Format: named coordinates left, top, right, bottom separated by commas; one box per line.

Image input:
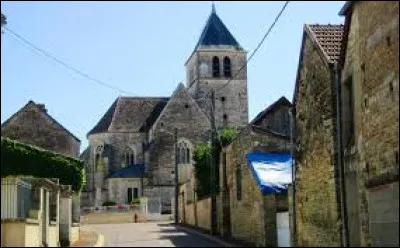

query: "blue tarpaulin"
left=246, top=152, right=292, bottom=194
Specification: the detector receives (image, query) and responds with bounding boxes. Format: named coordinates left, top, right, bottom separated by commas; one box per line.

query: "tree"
left=193, top=127, right=240, bottom=198
left=1, top=13, right=6, bottom=36
left=1, top=13, right=6, bottom=27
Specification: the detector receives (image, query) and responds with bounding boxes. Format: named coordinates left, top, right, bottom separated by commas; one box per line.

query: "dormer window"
left=223, top=57, right=231, bottom=77
left=212, top=56, right=220, bottom=78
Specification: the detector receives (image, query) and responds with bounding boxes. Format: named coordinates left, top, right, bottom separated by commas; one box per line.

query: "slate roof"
left=88, top=97, right=169, bottom=136
left=306, top=24, right=344, bottom=62
left=194, top=7, right=242, bottom=50
left=108, top=164, right=145, bottom=178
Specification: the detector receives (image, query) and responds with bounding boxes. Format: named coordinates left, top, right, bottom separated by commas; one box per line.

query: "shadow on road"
left=155, top=223, right=223, bottom=247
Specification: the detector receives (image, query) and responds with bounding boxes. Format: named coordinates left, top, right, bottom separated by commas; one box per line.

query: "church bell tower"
left=185, top=3, right=249, bottom=129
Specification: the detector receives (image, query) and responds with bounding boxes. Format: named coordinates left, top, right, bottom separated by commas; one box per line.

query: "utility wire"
left=3, top=0, right=289, bottom=108
left=211, top=1, right=290, bottom=149
left=3, top=26, right=134, bottom=95
left=213, top=1, right=290, bottom=96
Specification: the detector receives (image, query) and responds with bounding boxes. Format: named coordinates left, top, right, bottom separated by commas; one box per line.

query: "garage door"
left=368, top=181, right=399, bottom=247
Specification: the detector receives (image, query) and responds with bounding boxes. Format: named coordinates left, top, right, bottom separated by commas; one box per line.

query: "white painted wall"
left=277, top=212, right=291, bottom=247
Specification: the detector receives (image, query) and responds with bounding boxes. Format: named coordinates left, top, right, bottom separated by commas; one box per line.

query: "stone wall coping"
left=1, top=218, right=39, bottom=225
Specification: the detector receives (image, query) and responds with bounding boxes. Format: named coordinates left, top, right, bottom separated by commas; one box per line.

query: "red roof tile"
left=307, top=24, right=344, bottom=62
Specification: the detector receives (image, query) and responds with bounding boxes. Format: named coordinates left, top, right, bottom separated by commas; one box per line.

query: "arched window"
left=223, top=57, right=231, bottom=77
left=186, top=148, right=190, bottom=163
left=178, top=140, right=192, bottom=164
left=212, top=56, right=220, bottom=78
left=95, top=145, right=104, bottom=172
left=124, top=147, right=135, bottom=167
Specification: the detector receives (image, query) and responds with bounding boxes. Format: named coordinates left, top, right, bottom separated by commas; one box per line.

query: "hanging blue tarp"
left=246, top=152, right=292, bottom=194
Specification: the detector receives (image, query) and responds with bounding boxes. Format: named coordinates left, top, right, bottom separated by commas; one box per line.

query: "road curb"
left=176, top=225, right=236, bottom=247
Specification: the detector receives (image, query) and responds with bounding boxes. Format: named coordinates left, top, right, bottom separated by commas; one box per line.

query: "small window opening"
left=389, top=82, right=394, bottom=92
left=221, top=96, right=226, bottom=102
left=386, top=36, right=391, bottom=46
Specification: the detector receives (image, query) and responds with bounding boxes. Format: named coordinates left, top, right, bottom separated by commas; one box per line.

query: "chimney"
left=37, top=104, right=47, bottom=113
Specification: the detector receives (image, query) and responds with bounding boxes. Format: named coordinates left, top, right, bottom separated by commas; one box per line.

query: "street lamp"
left=159, top=128, right=179, bottom=224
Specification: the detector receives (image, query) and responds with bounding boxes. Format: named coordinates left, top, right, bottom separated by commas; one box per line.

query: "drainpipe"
left=334, top=62, right=349, bottom=247
left=288, top=106, right=297, bottom=246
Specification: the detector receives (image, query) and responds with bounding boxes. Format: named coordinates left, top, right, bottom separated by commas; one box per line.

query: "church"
left=80, top=5, right=249, bottom=213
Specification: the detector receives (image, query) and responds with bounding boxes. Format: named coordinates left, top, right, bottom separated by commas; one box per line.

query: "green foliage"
left=1, top=137, right=85, bottom=192
left=130, top=198, right=141, bottom=205
left=218, top=127, right=240, bottom=147
left=102, top=201, right=117, bottom=206
left=1, top=13, right=6, bottom=27
left=193, top=142, right=214, bottom=197
left=193, top=127, right=240, bottom=198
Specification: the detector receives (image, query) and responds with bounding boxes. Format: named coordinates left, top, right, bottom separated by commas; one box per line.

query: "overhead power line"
left=211, top=1, right=290, bottom=149
left=3, top=26, right=134, bottom=95
left=213, top=1, right=290, bottom=96
left=3, top=1, right=289, bottom=107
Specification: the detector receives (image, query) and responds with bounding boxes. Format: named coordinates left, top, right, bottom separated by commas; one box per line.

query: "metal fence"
left=1, top=177, right=33, bottom=219
left=81, top=204, right=141, bottom=214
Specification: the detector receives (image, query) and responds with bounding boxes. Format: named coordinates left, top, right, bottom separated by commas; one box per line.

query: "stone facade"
left=81, top=7, right=248, bottom=214
left=219, top=97, right=291, bottom=247
left=339, top=1, right=399, bottom=246
left=1, top=101, right=81, bottom=158
left=292, top=24, right=344, bottom=246
left=186, top=49, right=248, bottom=129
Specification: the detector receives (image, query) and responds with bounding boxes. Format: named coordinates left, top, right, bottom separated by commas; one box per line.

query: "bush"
left=193, top=127, right=240, bottom=198
left=102, top=201, right=116, bottom=206
left=130, top=198, right=141, bottom=205
left=1, top=137, right=85, bottom=192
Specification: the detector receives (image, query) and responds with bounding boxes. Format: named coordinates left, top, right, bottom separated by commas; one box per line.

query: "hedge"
left=1, top=137, right=85, bottom=192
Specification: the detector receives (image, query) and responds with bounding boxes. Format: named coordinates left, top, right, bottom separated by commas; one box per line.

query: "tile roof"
left=306, top=24, right=344, bottom=62
left=88, top=97, right=169, bottom=135
left=1, top=100, right=81, bottom=142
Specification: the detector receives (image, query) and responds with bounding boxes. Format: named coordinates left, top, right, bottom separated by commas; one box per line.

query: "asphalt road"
left=83, top=221, right=224, bottom=247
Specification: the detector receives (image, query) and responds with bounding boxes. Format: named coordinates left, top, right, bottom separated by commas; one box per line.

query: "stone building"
left=1, top=101, right=82, bottom=245
left=218, top=96, right=292, bottom=247
left=81, top=6, right=249, bottom=213
left=1, top=100, right=81, bottom=157
left=338, top=1, right=399, bottom=247
left=291, top=24, right=344, bottom=246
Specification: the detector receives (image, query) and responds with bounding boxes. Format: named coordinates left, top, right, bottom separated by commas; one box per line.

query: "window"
left=178, top=140, right=191, bottom=164
left=127, top=187, right=139, bottom=203
left=221, top=96, right=226, bottom=102
left=223, top=114, right=228, bottom=126
left=223, top=57, right=231, bottom=77
left=186, top=148, right=190, bottom=163
left=95, top=145, right=104, bottom=172
left=212, top=56, right=220, bottom=78
left=236, top=166, right=242, bottom=201
left=124, top=147, right=135, bottom=167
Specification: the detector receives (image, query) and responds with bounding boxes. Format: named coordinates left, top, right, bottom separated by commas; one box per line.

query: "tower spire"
left=211, top=1, right=216, bottom=14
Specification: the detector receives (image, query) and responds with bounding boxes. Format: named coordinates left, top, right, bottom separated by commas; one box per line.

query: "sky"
left=1, top=1, right=345, bottom=152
